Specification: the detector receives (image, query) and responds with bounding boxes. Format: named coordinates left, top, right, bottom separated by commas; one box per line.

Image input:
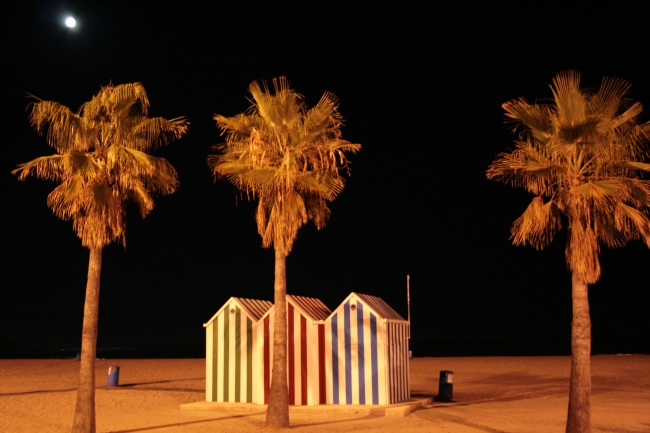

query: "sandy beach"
left=0, top=355, right=648, bottom=432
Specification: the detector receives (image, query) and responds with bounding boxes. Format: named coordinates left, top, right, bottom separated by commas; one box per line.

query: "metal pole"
left=407, top=274, right=411, bottom=397
left=407, top=274, right=411, bottom=339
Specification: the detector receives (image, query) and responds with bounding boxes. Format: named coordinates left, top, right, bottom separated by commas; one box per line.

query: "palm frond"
left=615, top=202, right=650, bottom=239
left=556, top=116, right=601, bottom=146
left=589, top=76, right=632, bottom=122
left=613, top=161, right=650, bottom=172
left=502, top=98, right=552, bottom=142
left=570, top=180, right=622, bottom=199
left=12, top=154, right=66, bottom=181
left=511, top=197, right=561, bottom=249
left=131, top=116, right=189, bottom=150
left=550, top=70, right=586, bottom=122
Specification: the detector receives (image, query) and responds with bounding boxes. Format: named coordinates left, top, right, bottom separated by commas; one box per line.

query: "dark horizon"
left=2, top=2, right=650, bottom=358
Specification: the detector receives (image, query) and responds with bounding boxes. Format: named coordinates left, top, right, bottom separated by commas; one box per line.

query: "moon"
left=65, top=16, right=76, bottom=28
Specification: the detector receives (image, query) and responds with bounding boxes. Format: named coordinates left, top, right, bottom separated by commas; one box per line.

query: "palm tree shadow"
left=116, top=378, right=205, bottom=387
left=290, top=413, right=384, bottom=428
left=105, top=411, right=266, bottom=433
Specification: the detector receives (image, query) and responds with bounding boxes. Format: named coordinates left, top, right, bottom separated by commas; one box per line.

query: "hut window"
left=230, top=308, right=235, bottom=314
left=350, top=304, right=356, bottom=311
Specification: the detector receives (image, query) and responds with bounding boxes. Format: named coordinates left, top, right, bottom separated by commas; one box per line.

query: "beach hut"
left=204, top=297, right=272, bottom=403
left=325, top=292, right=410, bottom=405
left=253, top=295, right=331, bottom=405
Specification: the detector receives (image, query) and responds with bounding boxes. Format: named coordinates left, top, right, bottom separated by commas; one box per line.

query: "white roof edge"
left=330, top=292, right=407, bottom=322
left=287, top=295, right=331, bottom=322
left=204, top=297, right=271, bottom=327
left=203, top=296, right=236, bottom=327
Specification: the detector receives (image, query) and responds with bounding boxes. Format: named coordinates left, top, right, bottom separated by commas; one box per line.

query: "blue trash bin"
left=436, top=370, right=453, bottom=402
left=107, top=366, right=120, bottom=387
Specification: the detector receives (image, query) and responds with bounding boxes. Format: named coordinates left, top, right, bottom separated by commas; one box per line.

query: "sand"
left=0, top=355, right=648, bottom=432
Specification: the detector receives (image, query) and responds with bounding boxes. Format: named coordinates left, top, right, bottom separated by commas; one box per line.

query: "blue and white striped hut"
left=324, top=292, right=410, bottom=405
left=204, top=297, right=272, bottom=403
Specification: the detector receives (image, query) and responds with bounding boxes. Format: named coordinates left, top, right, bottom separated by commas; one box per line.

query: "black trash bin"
left=107, top=366, right=120, bottom=387
left=436, top=370, right=453, bottom=402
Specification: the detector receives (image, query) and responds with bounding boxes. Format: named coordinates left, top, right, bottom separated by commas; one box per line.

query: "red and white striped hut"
left=253, top=295, right=331, bottom=405
left=204, top=297, right=272, bottom=403
left=324, top=292, right=410, bottom=405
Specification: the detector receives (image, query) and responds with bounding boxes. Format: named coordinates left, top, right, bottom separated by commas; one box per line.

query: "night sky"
left=2, top=2, right=649, bottom=357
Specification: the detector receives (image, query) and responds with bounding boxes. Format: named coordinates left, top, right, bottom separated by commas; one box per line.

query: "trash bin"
left=436, top=370, right=453, bottom=402
left=107, top=366, right=120, bottom=387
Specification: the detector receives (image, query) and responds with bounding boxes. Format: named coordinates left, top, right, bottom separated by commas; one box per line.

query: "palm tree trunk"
left=566, top=272, right=592, bottom=433
left=71, top=247, right=102, bottom=433
left=265, top=249, right=290, bottom=428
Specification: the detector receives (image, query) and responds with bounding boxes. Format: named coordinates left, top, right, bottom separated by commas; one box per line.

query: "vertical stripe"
left=370, top=313, right=378, bottom=404
left=246, top=317, right=253, bottom=403
left=301, top=315, right=307, bottom=405
left=325, top=319, right=333, bottom=404
left=338, top=307, right=346, bottom=404
left=403, top=324, right=408, bottom=401
left=344, top=301, right=352, bottom=404
left=318, top=323, right=326, bottom=404
left=363, top=308, right=372, bottom=404
left=223, top=308, right=230, bottom=400
left=228, top=307, right=236, bottom=401
left=406, top=322, right=411, bottom=398
left=213, top=318, right=219, bottom=401
left=350, top=303, right=359, bottom=404
left=394, top=324, right=398, bottom=403
left=288, top=303, right=295, bottom=405
left=205, top=324, right=212, bottom=401
left=253, top=317, right=262, bottom=404
left=404, top=324, right=409, bottom=401
left=357, top=303, right=365, bottom=404
left=235, top=307, right=241, bottom=402
left=378, top=318, right=387, bottom=404
left=212, top=314, right=223, bottom=401
left=331, top=313, right=339, bottom=404
left=387, top=323, right=395, bottom=403
left=217, top=314, right=225, bottom=402
left=264, top=315, right=270, bottom=404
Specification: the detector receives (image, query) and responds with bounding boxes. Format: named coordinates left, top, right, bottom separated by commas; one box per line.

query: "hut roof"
left=348, top=292, right=406, bottom=321
left=287, top=295, right=331, bottom=321
left=203, top=297, right=273, bottom=327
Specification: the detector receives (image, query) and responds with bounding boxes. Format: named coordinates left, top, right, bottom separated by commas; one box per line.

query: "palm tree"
left=208, top=77, right=360, bottom=428
left=487, top=71, right=650, bottom=433
left=13, top=83, right=188, bottom=433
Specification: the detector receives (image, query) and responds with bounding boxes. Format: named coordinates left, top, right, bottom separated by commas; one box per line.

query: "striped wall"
left=387, top=322, right=410, bottom=404
left=325, top=299, right=388, bottom=405
left=205, top=303, right=254, bottom=402
left=253, top=302, right=326, bottom=405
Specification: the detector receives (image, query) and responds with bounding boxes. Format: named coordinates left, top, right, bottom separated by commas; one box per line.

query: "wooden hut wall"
left=253, top=301, right=327, bottom=405
left=325, top=298, right=389, bottom=405
left=387, top=322, right=410, bottom=404
left=205, top=302, right=254, bottom=403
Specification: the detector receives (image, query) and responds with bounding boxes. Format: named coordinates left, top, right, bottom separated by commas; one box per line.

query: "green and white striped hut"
left=204, top=297, right=272, bottom=403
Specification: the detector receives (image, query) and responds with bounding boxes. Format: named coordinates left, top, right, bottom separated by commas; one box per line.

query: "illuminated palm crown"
left=487, top=71, right=650, bottom=283
left=14, top=83, right=188, bottom=248
left=209, top=77, right=361, bottom=256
